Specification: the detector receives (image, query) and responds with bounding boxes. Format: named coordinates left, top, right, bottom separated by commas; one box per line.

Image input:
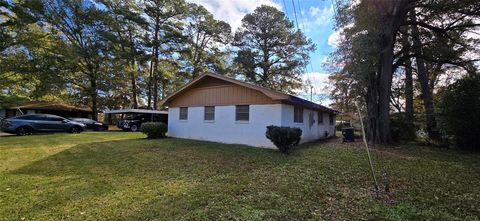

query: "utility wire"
left=282, top=0, right=289, bottom=19
left=355, top=101, right=380, bottom=196
left=297, top=0, right=306, bottom=33
left=295, top=0, right=317, bottom=101
left=291, top=0, right=300, bottom=30
left=297, top=0, right=315, bottom=74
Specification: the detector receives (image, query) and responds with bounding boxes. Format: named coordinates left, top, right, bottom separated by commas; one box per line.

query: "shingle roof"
left=9, top=101, right=92, bottom=112
left=160, top=72, right=338, bottom=114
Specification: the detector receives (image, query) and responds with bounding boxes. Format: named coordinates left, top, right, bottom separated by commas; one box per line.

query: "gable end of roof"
left=159, top=72, right=338, bottom=114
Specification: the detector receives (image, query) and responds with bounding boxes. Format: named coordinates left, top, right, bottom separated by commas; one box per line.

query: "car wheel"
left=130, top=124, right=138, bottom=132
left=69, top=126, right=80, bottom=134
left=16, top=126, right=31, bottom=136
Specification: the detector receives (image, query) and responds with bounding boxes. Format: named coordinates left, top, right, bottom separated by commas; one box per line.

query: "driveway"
left=0, top=132, right=14, bottom=137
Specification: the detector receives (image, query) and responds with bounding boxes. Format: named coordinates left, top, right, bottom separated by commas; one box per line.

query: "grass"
left=0, top=132, right=479, bottom=220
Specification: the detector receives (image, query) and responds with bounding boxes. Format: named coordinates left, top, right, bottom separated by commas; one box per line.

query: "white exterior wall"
left=168, top=104, right=282, bottom=148
left=167, top=103, right=336, bottom=148
left=280, top=104, right=336, bottom=144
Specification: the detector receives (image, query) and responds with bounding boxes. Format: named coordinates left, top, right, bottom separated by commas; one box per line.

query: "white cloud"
left=302, top=72, right=331, bottom=94
left=327, top=29, right=341, bottom=47
left=186, top=0, right=281, bottom=31
left=296, top=72, right=333, bottom=105
left=327, top=23, right=354, bottom=48
left=313, top=5, right=334, bottom=25
left=303, top=4, right=335, bottom=33
left=309, top=6, right=320, bottom=16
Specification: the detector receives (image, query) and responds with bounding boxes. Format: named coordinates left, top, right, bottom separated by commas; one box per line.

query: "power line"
left=294, top=0, right=317, bottom=101
left=291, top=0, right=300, bottom=30
left=297, top=0, right=306, bottom=32
left=296, top=0, right=315, bottom=74
left=282, top=0, right=289, bottom=19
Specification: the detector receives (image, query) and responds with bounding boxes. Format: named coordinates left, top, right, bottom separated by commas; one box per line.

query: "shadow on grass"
left=6, top=138, right=305, bottom=219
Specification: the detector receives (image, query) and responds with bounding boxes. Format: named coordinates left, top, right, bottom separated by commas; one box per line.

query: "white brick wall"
left=167, top=103, right=335, bottom=148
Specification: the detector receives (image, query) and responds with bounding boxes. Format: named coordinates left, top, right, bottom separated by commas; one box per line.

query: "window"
left=87, top=119, right=96, bottom=124
left=318, top=111, right=324, bottom=124
left=17, top=115, right=43, bottom=121
left=179, top=107, right=188, bottom=120
left=235, top=105, right=249, bottom=121
left=329, top=114, right=334, bottom=125
left=204, top=106, right=215, bottom=121
left=45, top=116, right=65, bottom=121
left=294, top=106, right=303, bottom=123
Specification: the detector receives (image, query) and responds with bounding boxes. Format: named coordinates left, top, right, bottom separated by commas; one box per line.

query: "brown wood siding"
left=170, top=83, right=276, bottom=107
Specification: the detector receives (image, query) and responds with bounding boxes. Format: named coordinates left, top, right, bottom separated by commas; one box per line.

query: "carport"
left=103, top=109, right=168, bottom=125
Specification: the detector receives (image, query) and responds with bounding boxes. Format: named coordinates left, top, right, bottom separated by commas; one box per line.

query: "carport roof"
left=9, top=101, right=91, bottom=112
left=103, top=109, right=168, bottom=115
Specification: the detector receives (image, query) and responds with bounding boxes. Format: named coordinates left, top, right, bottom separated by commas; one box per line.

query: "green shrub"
left=265, top=126, right=302, bottom=154
left=390, top=113, right=416, bottom=142
left=439, top=75, right=480, bottom=151
left=141, top=122, right=167, bottom=139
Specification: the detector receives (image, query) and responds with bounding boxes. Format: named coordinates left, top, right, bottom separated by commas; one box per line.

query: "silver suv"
left=0, top=114, right=86, bottom=136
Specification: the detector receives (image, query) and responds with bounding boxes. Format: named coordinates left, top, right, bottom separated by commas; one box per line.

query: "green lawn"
left=0, top=132, right=479, bottom=220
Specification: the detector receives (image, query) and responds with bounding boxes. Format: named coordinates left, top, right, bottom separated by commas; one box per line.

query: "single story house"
left=0, top=101, right=92, bottom=119
left=159, top=72, right=338, bottom=148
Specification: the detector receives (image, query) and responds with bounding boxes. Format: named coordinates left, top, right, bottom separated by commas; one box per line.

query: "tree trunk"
left=152, top=14, right=160, bottom=110
left=364, top=0, right=410, bottom=144
left=147, top=57, right=153, bottom=109
left=410, top=10, right=439, bottom=140
left=404, top=59, right=414, bottom=120
left=377, top=39, right=394, bottom=143
left=90, top=77, right=98, bottom=121
left=401, top=30, right=414, bottom=121
left=366, top=72, right=380, bottom=143
left=153, top=61, right=158, bottom=110
left=130, top=63, right=138, bottom=109
left=129, top=32, right=138, bottom=109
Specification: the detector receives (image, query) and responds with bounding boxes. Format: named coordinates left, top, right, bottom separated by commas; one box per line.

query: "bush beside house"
left=141, top=122, right=167, bottom=139
left=265, top=126, right=302, bottom=154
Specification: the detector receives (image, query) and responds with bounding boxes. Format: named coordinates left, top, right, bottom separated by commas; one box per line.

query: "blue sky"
left=187, top=0, right=339, bottom=104
left=281, top=0, right=336, bottom=72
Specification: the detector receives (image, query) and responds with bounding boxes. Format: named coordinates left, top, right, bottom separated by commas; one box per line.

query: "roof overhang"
left=10, top=101, right=92, bottom=112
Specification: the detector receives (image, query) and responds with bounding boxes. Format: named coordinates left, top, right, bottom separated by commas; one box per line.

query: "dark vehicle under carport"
left=104, top=109, right=168, bottom=132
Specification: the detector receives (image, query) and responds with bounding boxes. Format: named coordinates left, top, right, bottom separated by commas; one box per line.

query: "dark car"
left=69, top=118, right=108, bottom=131
left=117, top=114, right=164, bottom=132
left=0, top=114, right=86, bottom=136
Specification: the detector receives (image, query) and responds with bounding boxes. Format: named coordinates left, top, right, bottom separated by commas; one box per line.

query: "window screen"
left=329, top=114, right=334, bottom=125
left=294, top=106, right=303, bottom=123
left=318, top=111, right=323, bottom=124
left=179, top=107, right=188, bottom=120
left=235, top=105, right=249, bottom=121
left=204, top=106, right=215, bottom=121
